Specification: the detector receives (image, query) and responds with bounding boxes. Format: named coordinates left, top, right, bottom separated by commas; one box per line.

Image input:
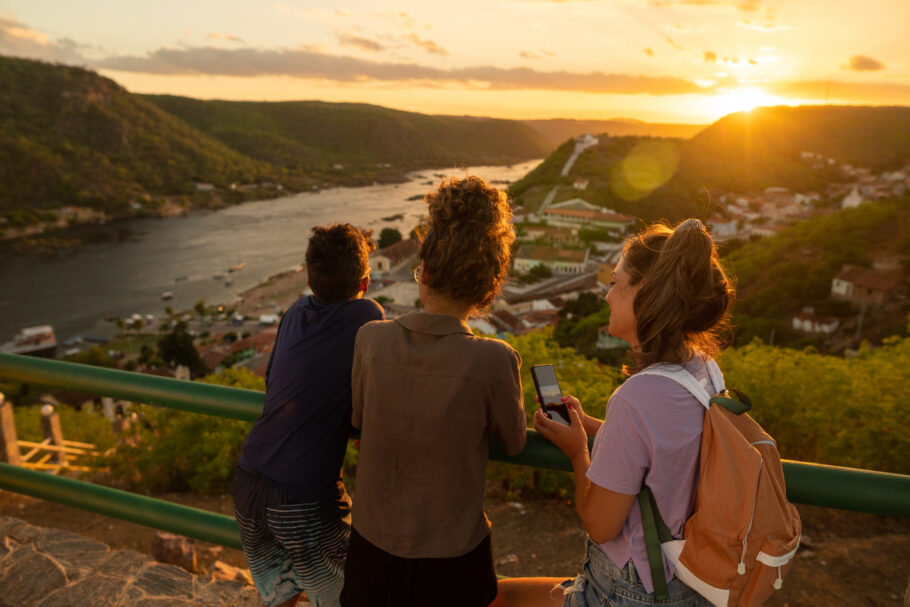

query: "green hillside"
left=0, top=55, right=272, bottom=216
left=0, top=54, right=550, bottom=223
left=510, top=105, right=910, bottom=223
left=523, top=118, right=705, bottom=147
left=723, top=195, right=910, bottom=347
left=142, top=95, right=552, bottom=177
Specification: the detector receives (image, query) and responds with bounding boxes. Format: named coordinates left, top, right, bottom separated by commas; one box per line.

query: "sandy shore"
left=234, top=266, right=309, bottom=317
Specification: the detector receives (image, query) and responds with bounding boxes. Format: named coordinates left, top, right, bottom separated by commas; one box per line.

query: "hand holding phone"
left=530, top=364, right=571, bottom=425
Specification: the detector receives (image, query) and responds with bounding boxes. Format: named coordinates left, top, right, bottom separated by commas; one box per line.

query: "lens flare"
left=610, top=140, right=680, bottom=201
left=708, top=87, right=785, bottom=119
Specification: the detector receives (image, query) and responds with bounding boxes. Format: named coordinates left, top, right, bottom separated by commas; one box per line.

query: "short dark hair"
left=419, top=176, right=514, bottom=310
left=306, top=223, right=375, bottom=303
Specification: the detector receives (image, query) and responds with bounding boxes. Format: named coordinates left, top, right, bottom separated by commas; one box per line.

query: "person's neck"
left=420, top=289, right=472, bottom=322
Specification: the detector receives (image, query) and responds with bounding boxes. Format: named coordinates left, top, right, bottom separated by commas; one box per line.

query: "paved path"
left=0, top=515, right=310, bottom=607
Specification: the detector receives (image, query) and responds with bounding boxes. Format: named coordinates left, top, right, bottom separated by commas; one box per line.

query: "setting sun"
left=707, top=87, right=788, bottom=120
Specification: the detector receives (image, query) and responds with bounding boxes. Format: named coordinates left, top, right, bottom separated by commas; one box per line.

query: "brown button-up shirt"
left=350, top=311, right=526, bottom=558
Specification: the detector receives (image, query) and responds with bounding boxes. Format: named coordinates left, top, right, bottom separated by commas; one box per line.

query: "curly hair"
left=419, top=176, right=515, bottom=310
left=622, top=218, right=735, bottom=373
left=305, top=223, right=375, bottom=303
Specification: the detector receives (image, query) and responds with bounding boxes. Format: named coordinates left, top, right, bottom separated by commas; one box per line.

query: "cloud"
left=767, top=79, right=910, bottom=103
left=337, top=33, right=385, bottom=53
left=737, top=19, right=788, bottom=32
left=520, top=50, right=539, bottom=59
left=93, top=45, right=709, bottom=95
left=704, top=51, right=717, bottom=63
left=843, top=55, right=885, bottom=71
left=643, top=48, right=655, bottom=58
left=205, top=32, right=245, bottom=44
left=404, top=33, right=448, bottom=56
left=650, top=0, right=761, bottom=11
left=0, top=15, right=89, bottom=63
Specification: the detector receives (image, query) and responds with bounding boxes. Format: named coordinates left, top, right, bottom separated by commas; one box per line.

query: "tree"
left=157, top=321, right=208, bottom=378
left=194, top=299, right=206, bottom=317
left=378, top=227, right=403, bottom=249
left=164, top=305, right=173, bottom=316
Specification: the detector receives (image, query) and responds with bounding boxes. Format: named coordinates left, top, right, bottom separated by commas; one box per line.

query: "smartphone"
left=530, top=364, right=571, bottom=425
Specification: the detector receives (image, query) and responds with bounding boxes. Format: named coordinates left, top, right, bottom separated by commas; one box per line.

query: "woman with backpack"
left=491, top=219, right=735, bottom=607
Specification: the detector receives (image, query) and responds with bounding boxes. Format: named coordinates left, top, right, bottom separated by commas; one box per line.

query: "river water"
left=1, top=161, right=540, bottom=343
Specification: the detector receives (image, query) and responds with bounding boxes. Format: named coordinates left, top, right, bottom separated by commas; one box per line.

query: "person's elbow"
left=583, top=515, right=624, bottom=545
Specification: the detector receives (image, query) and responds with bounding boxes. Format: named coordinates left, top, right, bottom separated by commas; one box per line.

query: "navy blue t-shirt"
left=238, top=295, right=384, bottom=500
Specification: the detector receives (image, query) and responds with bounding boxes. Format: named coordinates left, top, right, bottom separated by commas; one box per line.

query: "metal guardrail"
left=0, top=352, right=908, bottom=551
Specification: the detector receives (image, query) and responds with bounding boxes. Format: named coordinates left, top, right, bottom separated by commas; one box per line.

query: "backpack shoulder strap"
left=635, top=362, right=717, bottom=409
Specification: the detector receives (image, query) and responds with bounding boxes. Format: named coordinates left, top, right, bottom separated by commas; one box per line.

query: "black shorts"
left=340, top=527, right=498, bottom=607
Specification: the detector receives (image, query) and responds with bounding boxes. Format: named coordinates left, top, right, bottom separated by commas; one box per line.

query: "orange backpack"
left=637, top=360, right=802, bottom=607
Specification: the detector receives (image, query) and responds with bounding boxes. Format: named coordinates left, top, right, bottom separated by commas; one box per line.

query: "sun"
left=708, top=87, right=786, bottom=119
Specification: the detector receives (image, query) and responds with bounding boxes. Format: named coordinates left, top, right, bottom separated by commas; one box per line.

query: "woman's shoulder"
left=466, top=333, right=521, bottom=365
left=614, top=358, right=712, bottom=410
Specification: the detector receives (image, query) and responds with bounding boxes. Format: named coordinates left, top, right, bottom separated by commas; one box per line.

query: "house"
left=523, top=226, right=578, bottom=245
left=831, top=265, right=903, bottom=306
left=513, top=245, right=589, bottom=275
left=573, top=178, right=589, bottom=190
left=791, top=310, right=839, bottom=335
left=841, top=186, right=865, bottom=209
left=708, top=218, right=738, bottom=239
left=370, top=238, right=420, bottom=274
left=543, top=207, right=636, bottom=232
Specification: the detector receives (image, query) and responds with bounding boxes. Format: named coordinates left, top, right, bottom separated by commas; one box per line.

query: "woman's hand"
left=533, top=397, right=589, bottom=461
left=558, top=395, right=603, bottom=437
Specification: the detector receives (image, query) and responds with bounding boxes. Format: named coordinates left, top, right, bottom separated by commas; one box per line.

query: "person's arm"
left=490, top=349, right=526, bottom=454
left=350, top=329, right=366, bottom=430
left=559, top=395, right=603, bottom=437
left=534, top=403, right=635, bottom=544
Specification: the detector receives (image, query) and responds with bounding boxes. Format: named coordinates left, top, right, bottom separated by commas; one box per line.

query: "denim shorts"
left=560, top=538, right=711, bottom=607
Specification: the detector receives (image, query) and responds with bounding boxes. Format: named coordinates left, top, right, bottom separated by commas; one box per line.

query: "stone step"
left=0, top=515, right=313, bottom=606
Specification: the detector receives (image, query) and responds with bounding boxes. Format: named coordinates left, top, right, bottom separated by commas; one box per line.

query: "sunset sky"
left=1, top=0, right=908, bottom=124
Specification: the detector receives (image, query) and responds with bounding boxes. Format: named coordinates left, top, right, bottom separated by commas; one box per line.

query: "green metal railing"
left=0, top=353, right=908, bottom=551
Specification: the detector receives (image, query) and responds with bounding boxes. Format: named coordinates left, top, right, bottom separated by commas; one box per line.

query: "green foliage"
left=378, top=227, right=403, bottom=249
left=486, top=328, right=624, bottom=497
left=63, top=346, right=119, bottom=368
left=103, top=367, right=262, bottom=493
left=510, top=106, right=910, bottom=225
left=720, top=336, right=910, bottom=474
left=157, top=321, right=208, bottom=377
left=13, top=404, right=117, bottom=451
left=724, top=197, right=907, bottom=345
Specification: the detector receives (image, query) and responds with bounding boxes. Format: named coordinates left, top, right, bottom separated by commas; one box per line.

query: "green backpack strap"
left=709, top=387, right=752, bottom=415
left=638, top=486, right=673, bottom=601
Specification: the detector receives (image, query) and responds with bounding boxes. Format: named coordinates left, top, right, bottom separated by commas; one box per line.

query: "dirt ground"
left=1, top=482, right=907, bottom=606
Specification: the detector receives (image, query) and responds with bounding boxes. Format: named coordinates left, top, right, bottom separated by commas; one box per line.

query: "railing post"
left=41, top=404, right=67, bottom=467
left=0, top=394, right=22, bottom=466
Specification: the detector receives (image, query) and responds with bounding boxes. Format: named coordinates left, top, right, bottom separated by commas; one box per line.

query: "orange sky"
left=2, top=1, right=908, bottom=123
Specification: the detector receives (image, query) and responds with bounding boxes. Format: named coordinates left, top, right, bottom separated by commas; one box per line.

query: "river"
left=0, top=161, right=540, bottom=343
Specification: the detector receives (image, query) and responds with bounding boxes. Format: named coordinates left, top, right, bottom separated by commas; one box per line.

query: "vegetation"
left=378, top=228, right=403, bottom=249
left=510, top=106, right=910, bottom=224
left=0, top=55, right=550, bottom=225
left=0, top=55, right=270, bottom=217
left=143, top=95, right=551, bottom=178
left=723, top=195, right=909, bottom=346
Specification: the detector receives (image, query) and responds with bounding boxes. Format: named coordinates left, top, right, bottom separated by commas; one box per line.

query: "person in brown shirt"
left=340, top=176, right=527, bottom=607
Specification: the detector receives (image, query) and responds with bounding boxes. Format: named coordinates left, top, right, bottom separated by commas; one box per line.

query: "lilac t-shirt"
left=586, top=356, right=715, bottom=593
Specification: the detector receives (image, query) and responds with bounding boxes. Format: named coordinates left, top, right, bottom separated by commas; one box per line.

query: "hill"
left=510, top=105, right=910, bottom=223
left=0, top=55, right=272, bottom=218
left=143, top=96, right=552, bottom=179
left=0, top=54, right=551, bottom=226
left=523, top=118, right=705, bottom=147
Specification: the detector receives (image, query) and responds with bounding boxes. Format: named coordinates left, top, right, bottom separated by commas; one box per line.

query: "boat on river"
left=228, top=262, right=246, bottom=273
left=161, top=291, right=174, bottom=300
left=1, top=325, right=58, bottom=357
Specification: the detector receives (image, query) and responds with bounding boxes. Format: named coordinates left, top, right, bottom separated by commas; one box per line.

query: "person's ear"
left=359, top=275, right=370, bottom=294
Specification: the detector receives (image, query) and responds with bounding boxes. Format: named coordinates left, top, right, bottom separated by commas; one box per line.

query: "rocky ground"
left=1, top=483, right=908, bottom=606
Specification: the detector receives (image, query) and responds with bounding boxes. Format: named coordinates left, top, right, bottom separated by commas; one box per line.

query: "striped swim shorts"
left=233, top=467, right=352, bottom=607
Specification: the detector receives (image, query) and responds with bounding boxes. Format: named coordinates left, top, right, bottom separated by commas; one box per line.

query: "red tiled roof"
left=835, top=265, right=902, bottom=292
left=372, top=238, right=420, bottom=265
